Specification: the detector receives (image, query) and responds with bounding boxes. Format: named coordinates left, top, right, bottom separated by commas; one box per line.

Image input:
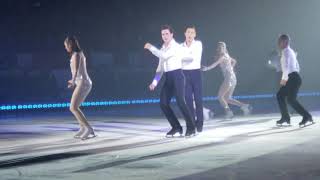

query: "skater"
left=181, top=26, right=204, bottom=132
left=275, top=34, right=313, bottom=127
left=144, top=25, right=196, bottom=137
left=64, top=36, right=96, bottom=140
left=202, top=42, right=251, bottom=119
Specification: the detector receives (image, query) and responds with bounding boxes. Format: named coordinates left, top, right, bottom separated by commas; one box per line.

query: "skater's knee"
left=194, top=100, right=203, bottom=108
left=287, top=96, right=297, bottom=104
left=184, top=97, right=192, bottom=106
left=218, top=95, right=225, bottom=103
left=176, top=100, right=186, bottom=110
left=69, top=105, right=80, bottom=113
left=226, top=97, right=233, bottom=102
left=175, top=95, right=186, bottom=104
left=276, top=91, right=284, bottom=99
left=160, top=100, right=170, bottom=109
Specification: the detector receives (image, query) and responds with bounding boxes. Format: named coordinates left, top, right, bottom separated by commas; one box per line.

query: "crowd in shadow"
left=0, top=50, right=157, bottom=104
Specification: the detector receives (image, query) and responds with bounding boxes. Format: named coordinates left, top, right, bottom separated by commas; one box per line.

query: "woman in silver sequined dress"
left=202, top=42, right=251, bottom=119
left=64, top=36, right=95, bottom=140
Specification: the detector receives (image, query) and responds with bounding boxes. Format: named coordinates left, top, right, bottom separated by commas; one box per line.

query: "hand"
left=67, top=80, right=75, bottom=89
left=149, top=83, right=156, bottom=91
left=144, top=43, right=152, bottom=50
left=280, top=79, right=287, bottom=86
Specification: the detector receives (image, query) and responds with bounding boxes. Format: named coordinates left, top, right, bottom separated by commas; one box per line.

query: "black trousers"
left=183, top=69, right=204, bottom=128
left=160, top=69, right=195, bottom=130
left=277, top=72, right=311, bottom=120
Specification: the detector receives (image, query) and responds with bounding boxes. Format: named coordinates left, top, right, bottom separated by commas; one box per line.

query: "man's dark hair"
left=279, top=34, right=290, bottom=42
left=161, top=25, right=174, bottom=34
left=185, top=25, right=196, bottom=31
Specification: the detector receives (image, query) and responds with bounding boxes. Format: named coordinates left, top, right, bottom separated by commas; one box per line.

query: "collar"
left=182, top=39, right=196, bottom=47
left=282, top=46, right=291, bottom=52
left=162, top=39, right=176, bottom=49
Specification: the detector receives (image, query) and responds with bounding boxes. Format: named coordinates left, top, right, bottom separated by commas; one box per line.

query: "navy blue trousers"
left=160, top=69, right=195, bottom=130
left=183, top=69, right=204, bottom=129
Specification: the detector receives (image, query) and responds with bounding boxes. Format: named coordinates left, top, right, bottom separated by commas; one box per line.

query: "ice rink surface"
left=0, top=112, right=319, bottom=180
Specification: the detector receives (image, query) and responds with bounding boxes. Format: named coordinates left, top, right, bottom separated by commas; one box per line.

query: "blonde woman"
left=202, top=42, right=251, bottom=119
left=64, top=36, right=95, bottom=140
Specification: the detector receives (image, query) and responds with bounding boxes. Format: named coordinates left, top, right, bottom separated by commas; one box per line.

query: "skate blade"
left=166, top=133, right=183, bottom=138
left=276, top=124, right=292, bottom=128
left=185, top=134, right=197, bottom=138
left=224, top=117, right=234, bottom=121
left=81, top=134, right=97, bottom=141
left=299, top=121, right=315, bottom=128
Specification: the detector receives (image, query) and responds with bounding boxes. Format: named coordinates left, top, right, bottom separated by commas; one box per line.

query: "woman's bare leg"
left=225, top=85, right=246, bottom=107
left=217, top=80, right=231, bottom=109
left=224, top=83, right=251, bottom=115
left=218, top=80, right=234, bottom=118
left=70, top=82, right=91, bottom=128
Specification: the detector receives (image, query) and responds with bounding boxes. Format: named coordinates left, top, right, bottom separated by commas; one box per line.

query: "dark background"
left=0, top=0, right=319, bottom=109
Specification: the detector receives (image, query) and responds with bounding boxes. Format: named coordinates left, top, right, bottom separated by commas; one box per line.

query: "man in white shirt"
left=276, top=34, right=313, bottom=126
left=144, top=25, right=196, bottom=137
left=181, top=26, right=204, bottom=132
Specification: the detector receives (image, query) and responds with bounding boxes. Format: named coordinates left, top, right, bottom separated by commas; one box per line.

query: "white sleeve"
left=281, top=50, right=290, bottom=81
left=149, top=46, right=174, bottom=60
